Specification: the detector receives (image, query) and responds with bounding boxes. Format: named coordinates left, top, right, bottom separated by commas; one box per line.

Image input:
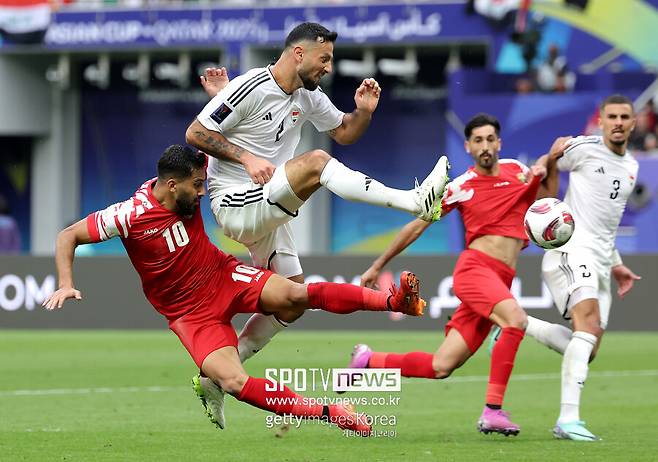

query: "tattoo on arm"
left=192, top=130, right=245, bottom=163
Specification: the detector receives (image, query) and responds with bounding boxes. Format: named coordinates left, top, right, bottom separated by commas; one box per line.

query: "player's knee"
left=218, top=373, right=248, bottom=396
left=275, top=310, right=303, bottom=324
left=283, top=282, right=308, bottom=310
left=302, top=149, right=331, bottom=177
left=432, top=356, right=456, bottom=379
left=579, top=312, right=603, bottom=337
left=499, top=307, right=527, bottom=329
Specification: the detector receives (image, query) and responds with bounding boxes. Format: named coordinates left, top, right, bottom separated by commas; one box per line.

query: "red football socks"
left=368, top=351, right=436, bottom=378
left=486, top=327, right=524, bottom=406
left=306, top=282, right=388, bottom=314
left=237, top=377, right=323, bottom=417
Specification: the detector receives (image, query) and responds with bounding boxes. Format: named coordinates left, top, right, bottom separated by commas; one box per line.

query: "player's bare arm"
left=361, top=218, right=431, bottom=288
left=186, top=119, right=276, bottom=185
left=535, top=136, right=572, bottom=199
left=200, top=67, right=229, bottom=99
left=43, top=219, right=93, bottom=310
left=328, top=78, right=381, bottom=145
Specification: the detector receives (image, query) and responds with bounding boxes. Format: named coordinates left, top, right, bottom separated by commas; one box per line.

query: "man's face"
left=296, top=39, right=334, bottom=90
left=465, top=125, right=501, bottom=170
left=599, top=103, right=635, bottom=147
left=172, top=168, right=206, bottom=216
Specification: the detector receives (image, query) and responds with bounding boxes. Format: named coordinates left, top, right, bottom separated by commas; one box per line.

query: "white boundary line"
left=1, top=369, right=657, bottom=397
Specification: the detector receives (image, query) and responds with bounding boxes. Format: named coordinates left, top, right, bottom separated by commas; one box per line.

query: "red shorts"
left=168, top=255, right=273, bottom=368
left=445, top=249, right=516, bottom=353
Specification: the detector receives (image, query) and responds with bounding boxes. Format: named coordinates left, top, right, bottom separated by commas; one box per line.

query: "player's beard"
left=477, top=151, right=496, bottom=169
left=609, top=134, right=628, bottom=147
left=176, top=195, right=199, bottom=217
left=299, top=69, right=320, bottom=91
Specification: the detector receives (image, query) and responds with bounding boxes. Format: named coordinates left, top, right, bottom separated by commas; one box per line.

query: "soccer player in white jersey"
left=185, top=22, right=449, bottom=428
left=519, top=95, right=642, bottom=441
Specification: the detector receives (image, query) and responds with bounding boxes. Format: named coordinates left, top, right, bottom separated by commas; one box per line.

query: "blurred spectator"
left=515, top=75, right=534, bottom=94
left=628, top=102, right=656, bottom=151
left=640, top=133, right=658, bottom=156
left=0, top=194, right=21, bottom=254
left=536, top=43, right=576, bottom=93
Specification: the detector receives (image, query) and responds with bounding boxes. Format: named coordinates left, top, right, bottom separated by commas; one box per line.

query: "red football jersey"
left=86, top=178, right=225, bottom=320
left=441, top=159, right=542, bottom=247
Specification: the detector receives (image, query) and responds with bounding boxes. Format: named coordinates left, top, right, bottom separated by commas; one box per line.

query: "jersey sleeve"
left=307, top=89, right=345, bottom=132
left=441, top=179, right=469, bottom=215
left=557, top=136, right=596, bottom=171
left=85, top=198, right=137, bottom=243
left=196, top=76, right=255, bottom=133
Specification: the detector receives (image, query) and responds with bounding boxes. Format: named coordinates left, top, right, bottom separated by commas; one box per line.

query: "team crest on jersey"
left=517, top=172, right=527, bottom=183
left=291, top=109, right=300, bottom=124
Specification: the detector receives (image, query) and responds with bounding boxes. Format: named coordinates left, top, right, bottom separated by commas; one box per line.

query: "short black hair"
left=157, top=145, right=206, bottom=180
left=600, top=94, right=634, bottom=112
left=464, top=113, right=501, bottom=139
left=285, top=22, right=338, bottom=48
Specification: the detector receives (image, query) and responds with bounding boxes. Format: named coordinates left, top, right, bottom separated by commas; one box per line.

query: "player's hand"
left=530, top=164, right=547, bottom=180
left=354, top=78, right=381, bottom=114
left=200, top=67, right=229, bottom=98
left=42, top=287, right=82, bottom=310
left=549, top=136, right=573, bottom=160
left=360, top=266, right=380, bottom=289
left=612, top=264, right=641, bottom=299
left=243, top=155, right=276, bottom=185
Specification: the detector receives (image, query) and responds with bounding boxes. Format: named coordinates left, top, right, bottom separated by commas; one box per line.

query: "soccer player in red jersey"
left=349, top=114, right=570, bottom=436
left=42, top=145, right=426, bottom=436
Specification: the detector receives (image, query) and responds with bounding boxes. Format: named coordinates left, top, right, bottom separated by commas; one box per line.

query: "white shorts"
left=210, top=167, right=305, bottom=278
left=542, top=249, right=611, bottom=329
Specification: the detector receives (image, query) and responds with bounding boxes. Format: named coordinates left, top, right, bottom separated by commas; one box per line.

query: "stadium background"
left=1, top=0, right=657, bottom=326
left=1, top=2, right=658, bottom=460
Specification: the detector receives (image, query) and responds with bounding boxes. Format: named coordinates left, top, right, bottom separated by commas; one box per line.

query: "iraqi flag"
left=0, top=0, right=52, bottom=45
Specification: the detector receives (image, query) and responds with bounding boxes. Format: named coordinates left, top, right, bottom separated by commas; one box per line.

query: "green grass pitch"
left=1, top=330, right=657, bottom=461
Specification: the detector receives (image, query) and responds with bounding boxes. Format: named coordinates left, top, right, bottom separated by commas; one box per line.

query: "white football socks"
left=558, top=330, right=597, bottom=424
left=319, top=158, right=417, bottom=214
left=237, top=313, right=288, bottom=363
left=525, top=315, right=573, bottom=355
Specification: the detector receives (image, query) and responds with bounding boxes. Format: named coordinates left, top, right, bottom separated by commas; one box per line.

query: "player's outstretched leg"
left=258, top=270, right=427, bottom=317
left=319, top=155, right=450, bottom=222
left=304, top=271, right=426, bottom=316
left=192, top=374, right=226, bottom=429
left=201, top=346, right=372, bottom=435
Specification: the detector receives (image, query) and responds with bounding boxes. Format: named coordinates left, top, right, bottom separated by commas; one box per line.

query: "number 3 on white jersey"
left=162, top=221, right=190, bottom=252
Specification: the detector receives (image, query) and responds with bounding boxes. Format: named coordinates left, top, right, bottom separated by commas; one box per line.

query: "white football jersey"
left=197, top=66, right=344, bottom=197
left=556, top=136, right=639, bottom=267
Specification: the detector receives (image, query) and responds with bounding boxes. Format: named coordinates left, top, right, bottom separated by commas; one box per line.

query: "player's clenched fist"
left=244, top=155, right=277, bottom=185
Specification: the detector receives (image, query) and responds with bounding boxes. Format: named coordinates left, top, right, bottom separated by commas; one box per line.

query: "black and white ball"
left=524, top=198, right=575, bottom=249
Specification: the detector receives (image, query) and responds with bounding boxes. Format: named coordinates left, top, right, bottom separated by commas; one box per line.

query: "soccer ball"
left=524, top=198, right=575, bottom=249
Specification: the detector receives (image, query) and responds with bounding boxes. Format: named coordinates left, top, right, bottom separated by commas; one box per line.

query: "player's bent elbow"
left=184, top=124, right=197, bottom=146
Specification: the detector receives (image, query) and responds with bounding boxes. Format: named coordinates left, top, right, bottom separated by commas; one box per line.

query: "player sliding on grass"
left=43, top=145, right=426, bottom=436
left=348, top=114, right=569, bottom=436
